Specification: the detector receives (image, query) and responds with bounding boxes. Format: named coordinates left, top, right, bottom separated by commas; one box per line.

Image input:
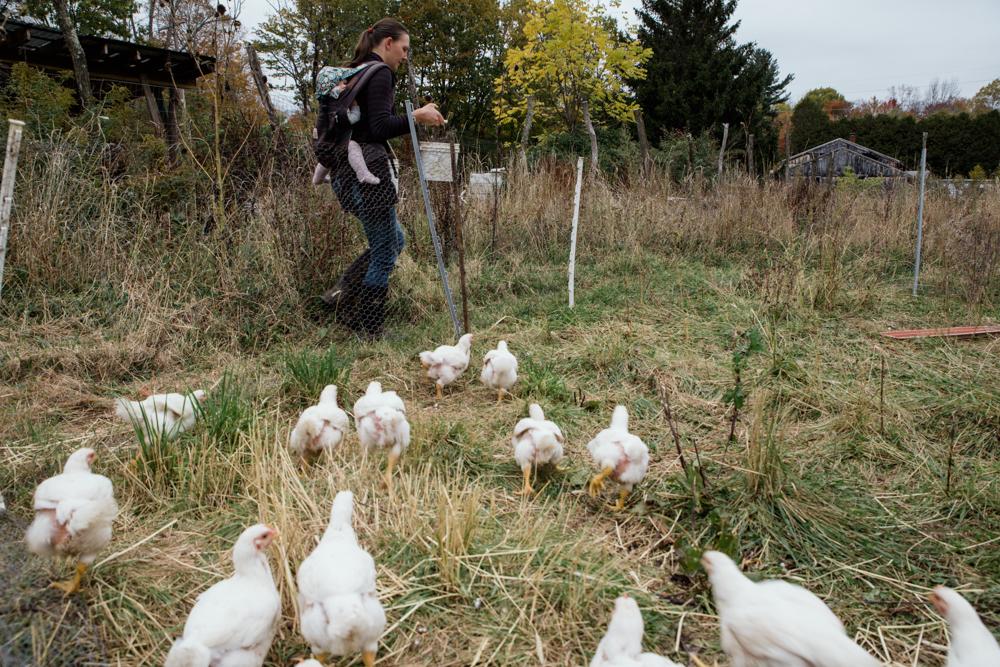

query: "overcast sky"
left=238, top=0, right=1000, bottom=106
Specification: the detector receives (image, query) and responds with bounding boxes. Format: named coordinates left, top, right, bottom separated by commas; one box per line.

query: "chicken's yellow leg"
left=588, top=467, right=613, bottom=497
left=517, top=465, right=533, bottom=495
left=611, top=488, right=629, bottom=511
left=435, top=382, right=443, bottom=400
left=362, top=650, right=376, bottom=667
left=51, top=562, right=87, bottom=594
left=496, top=388, right=504, bottom=404
left=384, top=450, right=400, bottom=490
left=313, top=653, right=331, bottom=664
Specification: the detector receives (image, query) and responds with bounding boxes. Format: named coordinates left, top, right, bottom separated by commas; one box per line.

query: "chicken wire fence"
left=319, top=101, right=460, bottom=341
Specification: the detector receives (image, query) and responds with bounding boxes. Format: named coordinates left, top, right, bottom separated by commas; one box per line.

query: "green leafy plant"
left=724, top=327, right=764, bottom=449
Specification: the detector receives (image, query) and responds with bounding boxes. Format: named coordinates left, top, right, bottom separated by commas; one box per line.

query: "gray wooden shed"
left=786, top=137, right=903, bottom=179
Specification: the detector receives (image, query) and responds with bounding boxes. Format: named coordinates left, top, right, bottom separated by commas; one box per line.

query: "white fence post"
left=0, top=118, right=26, bottom=305
left=568, top=156, right=584, bottom=308
left=912, top=132, right=928, bottom=296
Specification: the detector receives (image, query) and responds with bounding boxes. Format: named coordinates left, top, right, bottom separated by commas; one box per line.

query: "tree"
left=52, top=0, right=94, bottom=106
left=789, top=97, right=830, bottom=154
left=253, top=0, right=398, bottom=115
left=973, top=78, right=1000, bottom=112
left=254, top=7, right=315, bottom=113
left=632, top=0, right=791, bottom=149
left=401, top=0, right=504, bottom=134
left=801, top=87, right=845, bottom=108
left=494, top=0, right=650, bottom=139
left=21, top=0, right=135, bottom=38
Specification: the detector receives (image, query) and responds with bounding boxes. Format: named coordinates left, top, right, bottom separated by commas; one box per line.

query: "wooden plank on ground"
left=881, top=325, right=1000, bottom=340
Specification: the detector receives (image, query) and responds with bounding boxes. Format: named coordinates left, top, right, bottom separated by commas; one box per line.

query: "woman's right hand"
left=413, top=102, right=446, bottom=127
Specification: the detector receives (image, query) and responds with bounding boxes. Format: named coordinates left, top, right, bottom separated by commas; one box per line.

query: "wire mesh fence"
left=316, top=102, right=464, bottom=342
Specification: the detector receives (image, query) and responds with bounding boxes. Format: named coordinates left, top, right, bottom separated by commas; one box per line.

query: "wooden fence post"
left=582, top=100, right=599, bottom=179
left=717, top=122, right=729, bottom=178
left=245, top=43, right=280, bottom=132
left=0, top=119, right=26, bottom=304
left=519, top=95, right=536, bottom=165
left=635, top=108, right=651, bottom=177
left=912, top=132, right=928, bottom=296
left=784, top=130, right=791, bottom=182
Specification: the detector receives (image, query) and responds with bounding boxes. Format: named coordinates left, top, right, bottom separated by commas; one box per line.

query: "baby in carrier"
left=312, top=65, right=381, bottom=186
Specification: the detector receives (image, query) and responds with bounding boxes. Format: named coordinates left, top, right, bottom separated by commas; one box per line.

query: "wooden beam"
left=881, top=325, right=1000, bottom=340
left=244, top=43, right=279, bottom=131
left=140, top=73, right=163, bottom=135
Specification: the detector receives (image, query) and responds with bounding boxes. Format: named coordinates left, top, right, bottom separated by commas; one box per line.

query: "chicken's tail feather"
left=611, top=405, right=629, bottom=431
left=329, top=490, right=354, bottom=531
left=535, top=431, right=560, bottom=459
left=164, top=638, right=211, bottom=667
left=490, top=353, right=516, bottom=376
left=114, top=398, right=140, bottom=423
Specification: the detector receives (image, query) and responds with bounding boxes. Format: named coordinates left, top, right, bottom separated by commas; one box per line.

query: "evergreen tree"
left=632, top=0, right=791, bottom=151
left=789, top=98, right=830, bottom=154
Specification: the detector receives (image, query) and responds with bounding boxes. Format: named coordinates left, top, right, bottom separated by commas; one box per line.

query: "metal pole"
left=406, top=101, right=461, bottom=337
left=0, top=119, right=26, bottom=305
left=449, top=139, right=470, bottom=333
left=912, top=132, right=928, bottom=296
left=568, top=156, right=584, bottom=308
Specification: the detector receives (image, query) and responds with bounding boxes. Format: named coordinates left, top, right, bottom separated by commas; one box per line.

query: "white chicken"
left=480, top=339, right=518, bottom=403
left=115, top=389, right=206, bottom=442
left=165, top=524, right=281, bottom=667
left=297, top=491, right=386, bottom=667
left=289, top=385, right=350, bottom=463
left=25, top=447, right=118, bottom=594
left=586, top=406, right=649, bottom=511
left=930, top=585, right=1000, bottom=667
left=353, top=381, right=411, bottom=490
left=701, top=550, right=881, bottom=667
left=512, top=403, right=564, bottom=495
left=590, top=594, right=682, bottom=667
left=419, top=333, right=473, bottom=400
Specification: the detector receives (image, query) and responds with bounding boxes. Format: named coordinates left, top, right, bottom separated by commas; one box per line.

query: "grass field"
left=1, top=146, right=998, bottom=665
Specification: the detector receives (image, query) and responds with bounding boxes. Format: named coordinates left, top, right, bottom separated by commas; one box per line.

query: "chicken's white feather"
left=25, top=448, right=118, bottom=566
left=290, top=385, right=350, bottom=458
left=164, top=524, right=280, bottom=667
left=420, top=334, right=473, bottom=391
left=590, top=595, right=682, bottom=667
left=931, top=586, right=1000, bottom=667
left=702, top=551, right=880, bottom=667
left=297, top=491, right=386, bottom=661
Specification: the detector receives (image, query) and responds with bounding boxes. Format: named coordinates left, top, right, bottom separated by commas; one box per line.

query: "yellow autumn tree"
left=494, top=0, right=651, bottom=140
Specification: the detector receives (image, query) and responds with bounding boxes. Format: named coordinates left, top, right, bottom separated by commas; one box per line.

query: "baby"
left=313, top=72, right=380, bottom=186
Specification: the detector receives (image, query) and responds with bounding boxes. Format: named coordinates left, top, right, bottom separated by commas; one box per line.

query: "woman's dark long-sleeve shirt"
left=352, top=53, right=409, bottom=146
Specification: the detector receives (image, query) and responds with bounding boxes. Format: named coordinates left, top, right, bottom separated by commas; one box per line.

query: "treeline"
left=791, top=98, right=1000, bottom=177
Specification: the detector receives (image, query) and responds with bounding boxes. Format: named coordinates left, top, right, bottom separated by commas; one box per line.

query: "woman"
left=323, top=18, right=445, bottom=339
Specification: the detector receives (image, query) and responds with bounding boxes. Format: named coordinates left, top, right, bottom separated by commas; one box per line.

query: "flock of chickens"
left=20, top=334, right=1000, bottom=666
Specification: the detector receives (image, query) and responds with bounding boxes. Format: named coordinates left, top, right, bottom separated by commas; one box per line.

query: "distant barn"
left=786, top=137, right=904, bottom=179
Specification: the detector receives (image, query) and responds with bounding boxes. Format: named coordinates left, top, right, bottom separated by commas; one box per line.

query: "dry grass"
left=1, top=136, right=999, bottom=665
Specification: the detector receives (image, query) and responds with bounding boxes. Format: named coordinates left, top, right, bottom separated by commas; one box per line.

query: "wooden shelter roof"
left=788, top=137, right=902, bottom=169
left=0, top=17, right=214, bottom=90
